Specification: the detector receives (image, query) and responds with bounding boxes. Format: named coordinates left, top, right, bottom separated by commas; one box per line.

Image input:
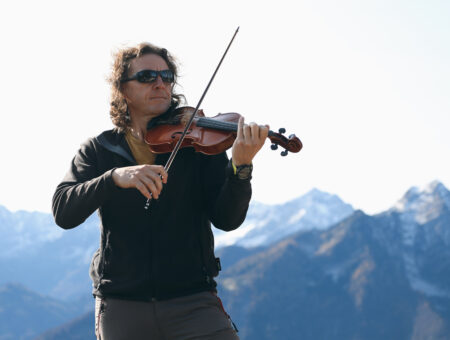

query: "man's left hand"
left=231, top=116, right=269, bottom=166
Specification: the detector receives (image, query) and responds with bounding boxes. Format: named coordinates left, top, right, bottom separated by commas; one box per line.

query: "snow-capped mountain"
left=5, top=180, right=449, bottom=340
left=383, top=180, right=450, bottom=298
left=215, top=181, right=450, bottom=340
left=36, top=180, right=450, bottom=340
left=213, top=188, right=354, bottom=249
left=393, top=180, right=450, bottom=226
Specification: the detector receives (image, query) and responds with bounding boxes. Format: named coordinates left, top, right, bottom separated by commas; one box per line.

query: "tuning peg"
left=281, top=150, right=288, bottom=156
left=271, top=144, right=278, bottom=150
left=278, top=128, right=286, bottom=134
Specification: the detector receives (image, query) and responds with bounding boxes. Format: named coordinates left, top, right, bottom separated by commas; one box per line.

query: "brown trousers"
left=95, top=291, right=240, bottom=340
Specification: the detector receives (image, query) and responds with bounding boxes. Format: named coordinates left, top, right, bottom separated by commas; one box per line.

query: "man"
left=52, top=42, right=269, bottom=340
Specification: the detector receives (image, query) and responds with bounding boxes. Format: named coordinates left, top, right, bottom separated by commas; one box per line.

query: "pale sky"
left=1, top=0, right=449, bottom=215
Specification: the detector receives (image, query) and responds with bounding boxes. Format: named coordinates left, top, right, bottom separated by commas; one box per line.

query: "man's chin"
left=148, top=102, right=171, bottom=116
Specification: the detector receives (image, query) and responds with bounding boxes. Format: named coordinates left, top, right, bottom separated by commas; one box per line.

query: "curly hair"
left=108, top=42, right=185, bottom=132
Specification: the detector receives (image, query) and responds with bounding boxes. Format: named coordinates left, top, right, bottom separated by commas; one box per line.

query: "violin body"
left=145, top=106, right=303, bottom=156
left=145, top=107, right=240, bottom=155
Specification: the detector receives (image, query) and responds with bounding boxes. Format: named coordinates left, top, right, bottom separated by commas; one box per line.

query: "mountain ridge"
left=0, top=187, right=354, bottom=301
left=0, top=180, right=448, bottom=339
left=218, top=199, right=450, bottom=339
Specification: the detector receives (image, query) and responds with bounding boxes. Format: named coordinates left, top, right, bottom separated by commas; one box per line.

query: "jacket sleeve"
left=52, top=138, right=119, bottom=229
left=201, top=152, right=252, bottom=231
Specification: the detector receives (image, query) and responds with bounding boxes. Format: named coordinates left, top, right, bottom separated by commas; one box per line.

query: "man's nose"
left=153, top=75, right=166, bottom=88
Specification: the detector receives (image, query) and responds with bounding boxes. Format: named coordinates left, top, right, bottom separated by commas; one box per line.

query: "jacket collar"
left=95, top=129, right=136, bottom=164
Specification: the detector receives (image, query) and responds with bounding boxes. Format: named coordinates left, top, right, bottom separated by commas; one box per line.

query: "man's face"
left=122, top=53, right=173, bottom=119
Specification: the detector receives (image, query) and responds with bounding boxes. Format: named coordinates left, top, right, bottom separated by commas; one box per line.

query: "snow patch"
left=288, top=209, right=306, bottom=224
left=214, top=217, right=271, bottom=248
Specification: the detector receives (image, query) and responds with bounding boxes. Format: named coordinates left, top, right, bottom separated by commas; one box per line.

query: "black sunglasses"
left=121, top=69, right=175, bottom=84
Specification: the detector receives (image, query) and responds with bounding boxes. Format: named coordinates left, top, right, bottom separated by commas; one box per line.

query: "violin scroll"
left=268, top=128, right=302, bottom=156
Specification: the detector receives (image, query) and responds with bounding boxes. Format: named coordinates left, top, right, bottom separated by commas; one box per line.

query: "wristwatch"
left=235, top=163, right=253, bottom=180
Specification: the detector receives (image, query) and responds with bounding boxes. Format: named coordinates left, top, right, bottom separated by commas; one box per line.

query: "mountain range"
left=216, top=181, right=450, bottom=339
left=1, top=181, right=449, bottom=339
left=0, top=188, right=353, bottom=302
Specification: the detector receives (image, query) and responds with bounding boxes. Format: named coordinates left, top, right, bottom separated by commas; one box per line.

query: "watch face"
left=237, top=165, right=252, bottom=179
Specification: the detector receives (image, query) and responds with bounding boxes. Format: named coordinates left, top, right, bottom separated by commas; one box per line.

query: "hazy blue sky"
left=1, top=0, right=449, bottom=214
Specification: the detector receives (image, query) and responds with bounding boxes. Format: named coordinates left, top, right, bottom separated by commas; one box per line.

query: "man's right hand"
left=112, top=165, right=168, bottom=200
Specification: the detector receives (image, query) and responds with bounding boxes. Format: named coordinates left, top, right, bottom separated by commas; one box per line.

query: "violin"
left=145, top=106, right=302, bottom=157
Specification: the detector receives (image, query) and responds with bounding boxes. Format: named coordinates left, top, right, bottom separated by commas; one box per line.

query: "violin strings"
left=196, top=118, right=237, bottom=132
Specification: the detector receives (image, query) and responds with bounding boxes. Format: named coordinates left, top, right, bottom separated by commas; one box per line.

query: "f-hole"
left=171, top=130, right=191, bottom=139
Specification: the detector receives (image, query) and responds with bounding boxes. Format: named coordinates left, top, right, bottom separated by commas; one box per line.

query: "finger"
left=161, top=169, right=168, bottom=184
left=144, top=171, right=164, bottom=193
left=242, top=122, right=251, bottom=142
left=141, top=165, right=165, bottom=190
left=259, top=124, right=270, bottom=141
left=249, top=122, right=259, bottom=141
left=136, top=181, right=152, bottom=199
left=141, top=176, right=160, bottom=199
left=237, top=116, right=244, bottom=140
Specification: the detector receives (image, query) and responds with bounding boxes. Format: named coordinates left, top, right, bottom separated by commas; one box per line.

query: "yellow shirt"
left=125, top=129, right=156, bottom=165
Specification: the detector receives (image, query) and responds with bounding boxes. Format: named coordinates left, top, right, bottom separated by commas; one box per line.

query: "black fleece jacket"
left=52, top=129, right=251, bottom=301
